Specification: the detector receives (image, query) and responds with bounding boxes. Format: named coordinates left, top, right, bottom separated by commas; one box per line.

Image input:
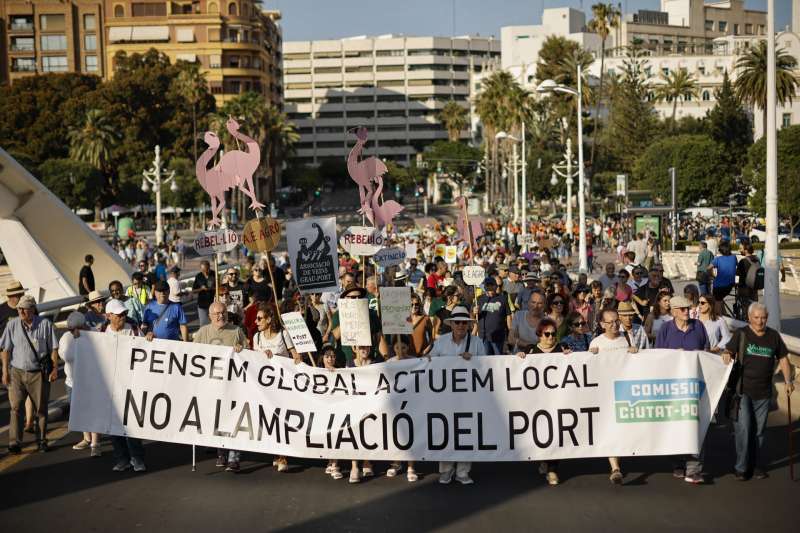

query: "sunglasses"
left=541, top=331, right=556, bottom=338
left=572, top=321, right=586, bottom=327
left=256, top=315, right=267, bottom=321
left=700, top=300, right=710, bottom=305
left=453, top=321, right=469, bottom=325
left=552, top=301, right=564, bottom=306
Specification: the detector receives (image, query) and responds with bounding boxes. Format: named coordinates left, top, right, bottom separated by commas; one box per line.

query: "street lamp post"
left=764, top=0, right=781, bottom=330
left=495, top=131, right=521, bottom=225
left=537, top=63, right=588, bottom=273
left=551, top=137, right=578, bottom=237
left=141, top=145, right=178, bottom=246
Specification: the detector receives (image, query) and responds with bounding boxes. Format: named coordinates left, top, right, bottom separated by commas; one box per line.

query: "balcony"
left=12, top=64, right=37, bottom=73
left=9, top=21, right=34, bottom=32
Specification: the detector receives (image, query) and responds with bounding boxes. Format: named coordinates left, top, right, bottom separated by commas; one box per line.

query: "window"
left=228, top=2, right=237, bottom=15
left=40, top=34, right=67, bottom=51
left=228, top=55, right=239, bottom=67
left=10, top=16, right=34, bottom=31
left=208, top=28, right=221, bottom=41
left=733, top=24, right=740, bottom=35
left=132, top=3, right=167, bottom=16
left=758, top=25, right=765, bottom=35
left=378, top=80, right=404, bottom=87
left=376, top=65, right=403, bottom=72
left=662, top=67, right=669, bottom=76
left=85, top=55, right=98, bottom=72
left=39, top=14, right=65, bottom=31
left=702, top=90, right=710, bottom=101
left=376, top=49, right=404, bottom=57
left=348, top=95, right=375, bottom=102
left=718, top=21, right=727, bottom=33
left=348, top=110, right=375, bottom=118
left=376, top=95, right=405, bottom=102
left=313, top=52, right=341, bottom=59
left=114, top=5, right=125, bottom=17
left=84, top=14, right=96, bottom=30
left=782, top=113, right=792, bottom=128
left=11, top=37, right=35, bottom=51
left=208, top=2, right=218, bottom=13
left=315, top=66, right=341, bottom=73
left=698, top=65, right=705, bottom=75
left=84, top=34, right=97, bottom=51
left=705, top=20, right=713, bottom=31
left=285, top=97, right=312, bottom=103
left=284, top=53, right=310, bottom=60
left=12, top=57, right=36, bottom=72
left=42, top=56, right=68, bottom=72
left=285, top=83, right=312, bottom=90
left=284, top=67, right=310, bottom=74
left=744, top=23, right=753, bottom=35
left=209, top=54, right=221, bottom=67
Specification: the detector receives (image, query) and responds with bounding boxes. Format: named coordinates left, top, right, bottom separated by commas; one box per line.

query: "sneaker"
left=609, top=469, right=624, bottom=485
left=734, top=471, right=748, bottom=481
left=362, top=466, right=374, bottom=478
left=8, top=444, right=22, bottom=455
left=216, top=454, right=228, bottom=468
left=90, top=445, right=102, bottom=458
left=672, top=467, right=685, bottom=479
left=330, top=466, right=343, bottom=480
left=753, top=469, right=768, bottom=480
left=37, top=441, right=50, bottom=453
left=112, top=460, right=132, bottom=472
left=73, top=440, right=91, bottom=451
left=349, top=468, right=361, bottom=484
left=407, top=470, right=418, bottom=483
left=439, top=470, right=455, bottom=485
left=684, top=473, right=705, bottom=484
left=546, top=471, right=560, bottom=486
left=325, top=463, right=334, bottom=475
left=225, top=461, right=240, bottom=473
left=386, top=463, right=401, bottom=477
left=131, top=457, right=146, bottom=472
left=455, top=474, right=474, bottom=485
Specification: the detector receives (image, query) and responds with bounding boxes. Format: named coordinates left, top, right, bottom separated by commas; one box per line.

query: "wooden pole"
left=214, top=255, right=220, bottom=301
left=789, top=390, right=795, bottom=481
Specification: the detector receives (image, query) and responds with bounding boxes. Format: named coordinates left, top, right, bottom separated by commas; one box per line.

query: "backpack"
left=745, top=257, right=764, bottom=290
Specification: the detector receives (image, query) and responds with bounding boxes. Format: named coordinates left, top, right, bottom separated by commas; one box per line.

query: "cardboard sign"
left=404, top=242, right=418, bottom=261
left=434, top=244, right=446, bottom=259
left=374, top=247, right=406, bottom=268
left=445, top=245, right=458, bottom=264
left=242, top=217, right=281, bottom=252
left=338, top=298, right=371, bottom=346
left=339, top=226, right=385, bottom=256
left=286, top=217, right=339, bottom=294
left=281, top=312, right=318, bottom=353
left=379, top=287, right=412, bottom=335
left=193, top=229, right=239, bottom=255
left=462, top=265, right=486, bottom=286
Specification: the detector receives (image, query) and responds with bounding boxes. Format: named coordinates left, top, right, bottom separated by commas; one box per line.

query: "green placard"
left=635, top=215, right=661, bottom=239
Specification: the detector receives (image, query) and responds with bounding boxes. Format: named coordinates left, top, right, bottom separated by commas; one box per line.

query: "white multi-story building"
left=282, top=34, right=500, bottom=166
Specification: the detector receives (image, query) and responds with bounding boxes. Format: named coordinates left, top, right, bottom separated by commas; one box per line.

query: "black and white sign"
left=286, top=216, right=339, bottom=294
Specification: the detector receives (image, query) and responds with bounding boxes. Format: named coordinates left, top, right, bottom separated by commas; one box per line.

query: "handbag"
left=723, top=330, right=747, bottom=422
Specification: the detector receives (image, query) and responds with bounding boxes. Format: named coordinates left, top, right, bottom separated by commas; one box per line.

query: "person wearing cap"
left=503, top=265, right=523, bottom=306
left=1, top=295, right=59, bottom=453
left=617, top=301, right=649, bottom=350
left=78, top=254, right=95, bottom=296
left=142, top=281, right=188, bottom=342
left=476, top=276, right=512, bottom=355
left=101, top=298, right=148, bottom=470
left=429, top=305, right=486, bottom=484
left=655, top=294, right=710, bottom=485
left=1, top=280, right=26, bottom=337
left=83, top=290, right=107, bottom=331
left=515, top=272, right=540, bottom=309
left=331, top=284, right=388, bottom=366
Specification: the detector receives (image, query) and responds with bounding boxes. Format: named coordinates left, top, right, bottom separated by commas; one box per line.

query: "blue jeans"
left=483, top=339, right=505, bottom=355
left=112, top=436, right=145, bottom=463
left=733, top=394, right=770, bottom=473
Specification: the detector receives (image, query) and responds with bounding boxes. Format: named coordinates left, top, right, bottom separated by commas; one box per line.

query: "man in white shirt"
left=630, top=233, right=646, bottom=266
left=429, top=306, right=486, bottom=485
left=597, top=262, right=618, bottom=291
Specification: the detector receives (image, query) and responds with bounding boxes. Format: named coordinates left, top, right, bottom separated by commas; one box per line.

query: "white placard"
left=338, top=298, right=371, bottom=346
left=281, top=312, right=317, bottom=353
left=462, top=265, right=486, bottom=286
left=444, top=245, right=458, bottom=264
left=70, top=334, right=732, bottom=462
left=374, top=247, right=406, bottom=267
left=286, top=217, right=339, bottom=294
left=404, top=242, right=417, bottom=261
left=339, top=226, right=385, bottom=256
left=193, top=229, right=239, bottom=255
left=379, top=287, right=412, bottom=334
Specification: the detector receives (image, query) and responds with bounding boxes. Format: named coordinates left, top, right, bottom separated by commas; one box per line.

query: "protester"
left=476, top=277, right=512, bottom=355
left=736, top=243, right=761, bottom=306
left=545, top=293, right=569, bottom=342
left=349, top=344, right=375, bottom=483
left=723, top=303, right=794, bottom=480
left=644, top=293, right=673, bottom=344
left=126, top=272, right=150, bottom=306
left=430, top=305, right=486, bottom=484
left=192, top=260, right=216, bottom=326
left=331, top=284, right=389, bottom=366
left=617, top=302, right=649, bottom=350
left=385, top=335, right=420, bottom=482
left=320, top=344, right=345, bottom=480
left=698, top=295, right=731, bottom=352
left=708, top=240, right=738, bottom=314
left=223, top=267, right=248, bottom=316
left=695, top=241, right=714, bottom=295
left=142, top=281, right=188, bottom=342
left=1, top=295, right=59, bottom=454
left=560, top=312, right=593, bottom=352
left=193, top=301, right=247, bottom=472
left=109, top=280, right=143, bottom=325
left=79, top=254, right=95, bottom=296
left=83, top=291, right=107, bottom=331
left=432, top=285, right=460, bottom=337
left=0, top=280, right=25, bottom=335
left=683, top=284, right=701, bottom=319
left=508, top=290, right=545, bottom=352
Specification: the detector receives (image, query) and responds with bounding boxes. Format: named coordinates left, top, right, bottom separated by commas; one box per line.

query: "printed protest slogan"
left=70, top=334, right=732, bottom=462
left=280, top=312, right=317, bottom=353
left=286, top=217, right=339, bottom=293
left=338, top=298, right=371, bottom=346
left=379, top=287, right=412, bottom=334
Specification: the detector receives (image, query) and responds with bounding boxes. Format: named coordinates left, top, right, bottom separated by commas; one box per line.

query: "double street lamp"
left=496, top=126, right=527, bottom=244
left=537, top=67, right=588, bottom=273
left=141, top=145, right=178, bottom=246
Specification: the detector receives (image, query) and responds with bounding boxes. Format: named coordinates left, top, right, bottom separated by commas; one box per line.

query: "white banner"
left=280, top=312, right=317, bottom=353
left=70, top=334, right=731, bottom=462
left=339, top=226, right=385, bottom=256
left=379, top=287, right=412, bottom=334
left=193, top=229, right=239, bottom=255
left=338, top=298, right=371, bottom=346
left=286, top=217, right=339, bottom=293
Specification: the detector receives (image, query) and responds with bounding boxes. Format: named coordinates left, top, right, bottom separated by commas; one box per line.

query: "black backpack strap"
left=465, top=333, right=472, bottom=354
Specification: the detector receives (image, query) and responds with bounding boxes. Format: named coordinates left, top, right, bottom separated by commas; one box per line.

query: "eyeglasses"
left=572, top=321, right=586, bottom=327
left=552, top=301, right=564, bottom=306
left=541, top=330, right=556, bottom=338
left=452, top=321, right=469, bottom=326
left=699, top=301, right=710, bottom=306
left=603, top=319, right=621, bottom=325
left=256, top=315, right=267, bottom=321
left=227, top=273, right=238, bottom=277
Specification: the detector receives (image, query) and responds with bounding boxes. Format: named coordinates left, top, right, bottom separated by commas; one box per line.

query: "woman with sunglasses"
left=560, top=312, right=593, bottom=352
left=698, top=295, right=731, bottom=352
left=516, top=318, right=565, bottom=485
left=545, top=293, right=569, bottom=342
left=409, top=294, right=433, bottom=356
left=253, top=303, right=300, bottom=473
left=644, top=293, right=673, bottom=344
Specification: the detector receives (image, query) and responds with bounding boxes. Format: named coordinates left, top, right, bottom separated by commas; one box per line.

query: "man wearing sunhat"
left=617, top=301, right=649, bottom=350
left=1, top=295, right=59, bottom=453
left=83, top=290, right=107, bottom=331
left=0, top=280, right=25, bottom=336
left=515, top=272, right=540, bottom=309
left=429, top=305, right=486, bottom=485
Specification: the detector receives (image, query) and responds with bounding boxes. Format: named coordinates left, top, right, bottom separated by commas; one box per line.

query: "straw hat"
left=86, top=290, right=106, bottom=304
left=5, top=280, right=25, bottom=297
left=443, top=305, right=475, bottom=323
left=617, top=301, right=637, bottom=316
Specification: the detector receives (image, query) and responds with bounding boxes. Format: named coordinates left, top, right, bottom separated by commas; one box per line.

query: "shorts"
left=712, top=285, right=733, bottom=301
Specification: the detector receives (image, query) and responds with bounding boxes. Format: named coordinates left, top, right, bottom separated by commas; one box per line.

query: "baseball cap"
left=105, top=299, right=128, bottom=315
left=670, top=295, right=692, bottom=309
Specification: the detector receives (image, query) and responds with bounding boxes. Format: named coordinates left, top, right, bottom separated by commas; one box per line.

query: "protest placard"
left=193, top=228, right=239, bottom=255
left=242, top=217, right=281, bottom=252
left=338, top=298, right=371, bottom=346
left=434, top=243, right=446, bottom=259
left=286, top=217, right=339, bottom=294
left=444, top=245, right=458, bottom=264
left=339, top=226, right=385, bottom=256
left=462, top=265, right=486, bottom=286
left=379, top=287, right=412, bottom=334
left=404, top=242, right=417, bottom=261
left=374, top=247, right=406, bottom=268
left=280, top=312, right=317, bottom=353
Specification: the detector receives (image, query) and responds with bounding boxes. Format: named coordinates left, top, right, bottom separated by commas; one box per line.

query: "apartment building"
left=102, top=0, right=282, bottom=107
left=282, top=35, right=500, bottom=166
left=1, top=0, right=105, bottom=84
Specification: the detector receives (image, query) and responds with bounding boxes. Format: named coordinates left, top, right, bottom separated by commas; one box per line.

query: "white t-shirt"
left=58, top=332, right=81, bottom=388
left=253, top=329, right=294, bottom=358
left=589, top=333, right=630, bottom=352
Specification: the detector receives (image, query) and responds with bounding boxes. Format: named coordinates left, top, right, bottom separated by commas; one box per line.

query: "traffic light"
left=395, top=184, right=400, bottom=193
left=314, top=187, right=321, bottom=197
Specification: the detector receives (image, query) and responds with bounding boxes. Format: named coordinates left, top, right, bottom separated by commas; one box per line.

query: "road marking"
left=0, top=425, right=69, bottom=473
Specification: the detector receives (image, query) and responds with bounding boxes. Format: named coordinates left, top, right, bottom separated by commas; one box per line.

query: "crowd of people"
left=0, top=214, right=794, bottom=487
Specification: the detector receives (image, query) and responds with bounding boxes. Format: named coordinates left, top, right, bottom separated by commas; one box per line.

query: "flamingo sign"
left=347, top=127, right=404, bottom=229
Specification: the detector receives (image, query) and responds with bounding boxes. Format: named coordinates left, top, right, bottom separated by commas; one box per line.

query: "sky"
left=267, top=0, right=792, bottom=42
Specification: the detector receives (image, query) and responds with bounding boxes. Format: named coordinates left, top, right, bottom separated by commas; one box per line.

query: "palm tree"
left=587, top=2, right=621, bottom=165
left=68, top=108, right=121, bottom=220
left=653, top=68, right=699, bottom=125
left=172, top=64, right=207, bottom=161
left=263, top=105, right=300, bottom=198
left=437, top=100, right=469, bottom=142
left=734, top=40, right=799, bottom=135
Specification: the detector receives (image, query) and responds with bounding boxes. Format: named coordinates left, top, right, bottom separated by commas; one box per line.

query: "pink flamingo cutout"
left=456, top=196, right=483, bottom=249
left=370, top=173, right=404, bottom=229
left=196, top=118, right=265, bottom=227
left=347, top=127, right=386, bottom=224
